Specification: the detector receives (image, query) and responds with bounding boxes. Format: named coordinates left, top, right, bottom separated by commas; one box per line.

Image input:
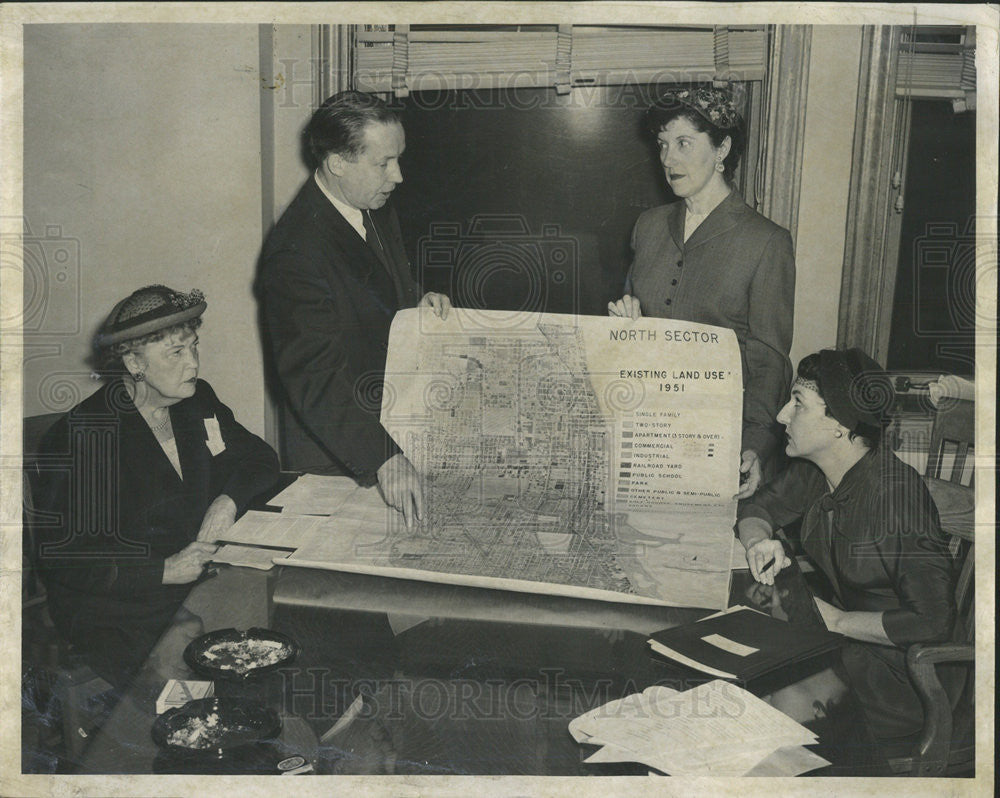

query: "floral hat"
left=97, top=285, right=206, bottom=346
left=654, top=87, right=741, bottom=130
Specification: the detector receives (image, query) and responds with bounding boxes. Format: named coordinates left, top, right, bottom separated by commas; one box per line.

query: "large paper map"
left=279, top=309, right=744, bottom=609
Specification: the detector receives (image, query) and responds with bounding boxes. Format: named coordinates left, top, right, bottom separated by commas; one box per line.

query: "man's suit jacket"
left=625, top=191, right=795, bottom=459
left=34, top=379, right=279, bottom=683
left=258, top=176, right=422, bottom=480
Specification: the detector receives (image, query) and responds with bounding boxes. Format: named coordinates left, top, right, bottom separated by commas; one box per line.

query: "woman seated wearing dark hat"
left=609, top=87, right=795, bottom=497
left=33, top=285, right=279, bottom=688
left=737, top=348, right=957, bottom=741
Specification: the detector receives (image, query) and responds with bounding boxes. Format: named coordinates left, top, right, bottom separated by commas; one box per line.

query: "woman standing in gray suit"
left=609, top=87, right=795, bottom=497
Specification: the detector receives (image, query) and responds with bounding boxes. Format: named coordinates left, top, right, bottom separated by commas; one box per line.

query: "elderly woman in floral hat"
left=33, top=285, right=279, bottom=688
left=609, top=87, right=796, bottom=498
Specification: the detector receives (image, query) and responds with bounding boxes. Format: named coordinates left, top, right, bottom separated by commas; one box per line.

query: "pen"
left=761, top=556, right=776, bottom=574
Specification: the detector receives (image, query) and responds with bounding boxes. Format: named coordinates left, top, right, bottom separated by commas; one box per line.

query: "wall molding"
left=315, top=24, right=351, bottom=104
left=838, top=26, right=904, bottom=361
left=758, top=24, right=812, bottom=243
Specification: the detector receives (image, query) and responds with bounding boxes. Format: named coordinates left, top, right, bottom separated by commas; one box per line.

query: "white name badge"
left=204, top=415, right=226, bottom=456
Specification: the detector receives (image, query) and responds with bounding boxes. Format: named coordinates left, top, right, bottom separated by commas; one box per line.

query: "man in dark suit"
left=258, top=91, right=450, bottom=526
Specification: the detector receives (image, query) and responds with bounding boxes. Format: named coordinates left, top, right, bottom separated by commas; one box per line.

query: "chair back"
left=884, top=399, right=977, bottom=776
left=952, top=535, right=974, bottom=646
left=945, top=528, right=975, bottom=764
left=22, top=412, right=65, bottom=605
left=922, top=398, right=975, bottom=641
left=926, top=398, right=974, bottom=486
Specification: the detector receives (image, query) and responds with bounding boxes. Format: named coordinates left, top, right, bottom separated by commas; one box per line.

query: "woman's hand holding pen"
left=745, top=538, right=790, bottom=586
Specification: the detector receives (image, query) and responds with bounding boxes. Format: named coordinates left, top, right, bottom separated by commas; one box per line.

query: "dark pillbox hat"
left=817, top=348, right=894, bottom=434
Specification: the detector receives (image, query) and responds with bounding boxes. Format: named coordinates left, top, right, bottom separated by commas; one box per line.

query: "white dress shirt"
left=314, top=172, right=366, bottom=241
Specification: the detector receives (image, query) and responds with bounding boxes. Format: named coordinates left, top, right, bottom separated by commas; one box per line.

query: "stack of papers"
left=212, top=507, right=341, bottom=570
left=216, top=475, right=399, bottom=571
left=268, top=474, right=360, bottom=515
left=568, top=680, right=830, bottom=777
left=211, top=542, right=292, bottom=570
left=220, top=510, right=332, bottom=550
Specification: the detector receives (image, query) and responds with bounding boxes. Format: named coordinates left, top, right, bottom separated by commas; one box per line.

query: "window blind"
left=354, top=24, right=768, bottom=96
left=896, top=26, right=976, bottom=104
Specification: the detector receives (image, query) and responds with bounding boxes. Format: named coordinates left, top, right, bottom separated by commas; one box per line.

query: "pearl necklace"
left=148, top=413, right=171, bottom=434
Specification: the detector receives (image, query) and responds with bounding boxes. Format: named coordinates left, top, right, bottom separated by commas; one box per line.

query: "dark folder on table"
left=647, top=606, right=843, bottom=681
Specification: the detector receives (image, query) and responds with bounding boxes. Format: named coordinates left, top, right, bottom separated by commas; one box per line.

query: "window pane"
left=887, top=100, right=976, bottom=375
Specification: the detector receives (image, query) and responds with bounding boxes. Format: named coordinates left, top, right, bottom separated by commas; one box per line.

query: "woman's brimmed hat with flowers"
left=96, top=285, right=206, bottom=348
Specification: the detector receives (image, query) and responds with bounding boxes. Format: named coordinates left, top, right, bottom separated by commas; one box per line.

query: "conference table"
left=76, top=539, right=888, bottom=777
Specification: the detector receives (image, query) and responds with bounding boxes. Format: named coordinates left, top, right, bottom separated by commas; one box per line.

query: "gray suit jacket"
left=625, top=191, right=795, bottom=459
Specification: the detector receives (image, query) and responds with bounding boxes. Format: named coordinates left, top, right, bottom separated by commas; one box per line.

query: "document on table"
left=569, top=679, right=829, bottom=777
left=645, top=745, right=831, bottom=779
left=211, top=543, right=290, bottom=571
left=742, top=745, right=833, bottom=777
left=730, top=539, right=749, bottom=570
left=218, top=510, right=335, bottom=549
left=267, top=473, right=360, bottom=515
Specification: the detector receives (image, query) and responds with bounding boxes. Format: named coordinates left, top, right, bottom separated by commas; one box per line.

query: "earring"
left=133, top=371, right=145, bottom=382
left=715, top=160, right=725, bottom=173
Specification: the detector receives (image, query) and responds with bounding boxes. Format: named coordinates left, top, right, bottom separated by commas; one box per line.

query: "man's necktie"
left=363, top=210, right=405, bottom=307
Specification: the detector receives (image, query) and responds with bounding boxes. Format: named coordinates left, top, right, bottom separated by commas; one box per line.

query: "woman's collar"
left=826, top=448, right=879, bottom=504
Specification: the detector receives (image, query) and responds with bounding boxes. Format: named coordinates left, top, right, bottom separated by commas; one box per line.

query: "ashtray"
left=183, top=627, right=299, bottom=681
left=151, top=696, right=282, bottom=759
